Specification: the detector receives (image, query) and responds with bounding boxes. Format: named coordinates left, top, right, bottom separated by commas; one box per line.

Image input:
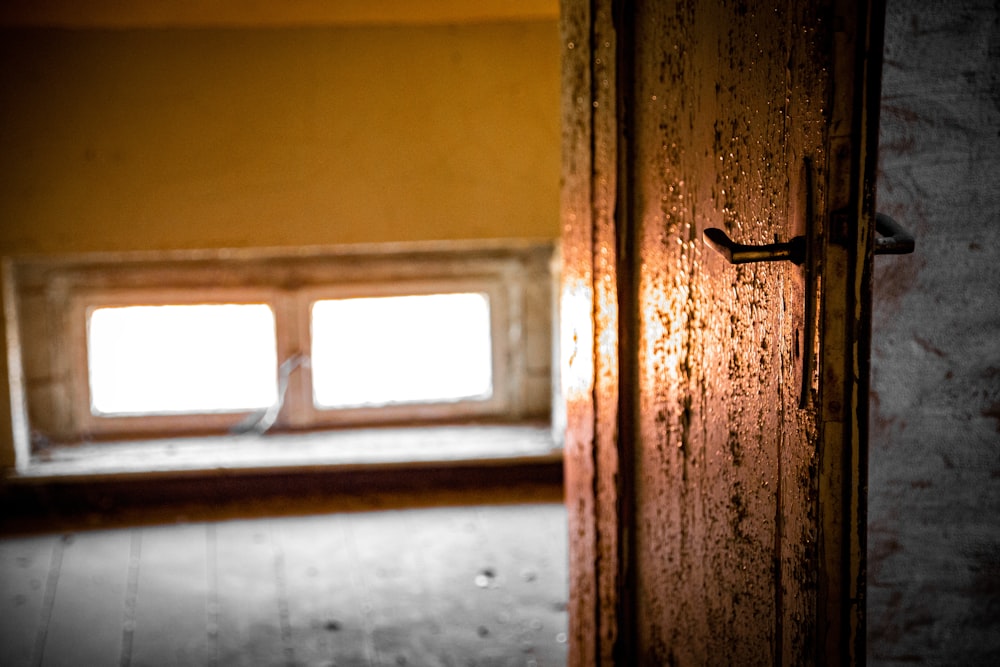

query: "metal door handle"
left=703, top=213, right=914, bottom=265
left=702, top=228, right=806, bottom=265
left=874, top=213, right=915, bottom=255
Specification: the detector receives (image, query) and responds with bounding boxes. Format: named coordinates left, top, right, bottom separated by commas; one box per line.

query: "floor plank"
left=412, top=505, right=569, bottom=666
left=40, top=530, right=131, bottom=667
left=0, top=503, right=568, bottom=666
left=212, top=520, right=288, bottom=667
left=474, top=505, right=569, bottom=666
left=129, top=524, right=211, bottom=667
left=275, top=514, right=374, bottom=667
left=0, top=534, right=57, bottom=666
left=403, top=506, right=507, bottom=663
left=346, top=509, right=450, bottom=667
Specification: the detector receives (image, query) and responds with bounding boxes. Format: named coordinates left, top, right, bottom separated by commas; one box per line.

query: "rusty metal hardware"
left=874, top=213, right=915, bottom=255
left=703, top=213, right=913, bottom=266
left=702, top=228, right=807, bottom=265
left=703, top=208, right=914, bottom=410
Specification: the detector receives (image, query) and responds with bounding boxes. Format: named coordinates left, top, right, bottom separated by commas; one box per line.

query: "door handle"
left=702, top=228, right=807, bottom=265
left=873, top=213, right=915, bottom=255
left=702, top=213, right=914, bottom=265
left=703, top=211, right=914, bottom=410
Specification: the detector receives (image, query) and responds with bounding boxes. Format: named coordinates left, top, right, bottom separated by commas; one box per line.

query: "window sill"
left=15, top=423, right=561, bottom=481
left=2, top=424, right=564, bottom=534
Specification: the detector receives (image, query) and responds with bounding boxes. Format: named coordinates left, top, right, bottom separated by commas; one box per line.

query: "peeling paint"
left=623, top=1, right=834, bottom=663
left=563, top=0, right=885, bottom=663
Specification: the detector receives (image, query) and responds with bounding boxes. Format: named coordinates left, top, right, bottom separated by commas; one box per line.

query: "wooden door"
left=560, top=0, right=885, bottom=664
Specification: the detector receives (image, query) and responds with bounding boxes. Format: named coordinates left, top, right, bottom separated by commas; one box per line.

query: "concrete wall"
left=868, top=0, right=1000, bottom=663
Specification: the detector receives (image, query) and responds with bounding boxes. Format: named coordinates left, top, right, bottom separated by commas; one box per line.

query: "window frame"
left=292, top=280, right=511, bottom=429
left=69, top=287, right=283, bottom=437
left=10, top=241, right=555, bottom=445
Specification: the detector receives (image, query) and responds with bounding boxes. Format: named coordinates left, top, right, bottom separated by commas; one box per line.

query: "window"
left=10, top=242, right=555, bottom=445
left=87, top=304, right=278, bottom=415
left=310, top=293, right=493, bottom=409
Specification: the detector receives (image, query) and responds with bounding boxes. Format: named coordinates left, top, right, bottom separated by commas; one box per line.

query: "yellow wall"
left=0, top=20, right=561, bottom=467
left=0, top=1, right=559, bottom=29
left=0, top=22, right=560, bottom=252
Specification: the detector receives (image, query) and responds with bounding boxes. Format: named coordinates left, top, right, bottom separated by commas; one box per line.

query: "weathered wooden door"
left=560, top=0, right=885, bottom=664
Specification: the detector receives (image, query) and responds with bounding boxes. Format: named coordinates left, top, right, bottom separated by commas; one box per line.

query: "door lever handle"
left=702, top=228, right=806, bottom=265
left=703, top=213, right=914, bottom=265
left=874, top=213, right=915, bottom=255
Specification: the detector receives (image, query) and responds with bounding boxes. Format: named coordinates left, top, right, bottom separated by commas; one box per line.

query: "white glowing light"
left=87, top=304, right=278, bottom=415
left=310, top=293, right=493, bottom=408
left=559, top=282, right=594, bottom=401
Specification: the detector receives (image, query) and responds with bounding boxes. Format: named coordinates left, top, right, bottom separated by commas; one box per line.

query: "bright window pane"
left=311, top=293, right=493, bottom=408
left=88, top=304, right=278, bottom=415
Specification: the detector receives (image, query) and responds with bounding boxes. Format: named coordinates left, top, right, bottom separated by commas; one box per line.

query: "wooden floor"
left=0, top=503, right=568, bottom=667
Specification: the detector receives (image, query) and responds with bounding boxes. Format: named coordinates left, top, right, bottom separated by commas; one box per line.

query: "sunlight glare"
left=88, top=304, right=278, bottom=415
left=311, top=293, right=493, bottom=408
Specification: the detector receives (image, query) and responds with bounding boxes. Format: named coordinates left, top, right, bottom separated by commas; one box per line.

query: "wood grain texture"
left=0, top=534, right=54, bottom=665
left=129, top=525, right=210, bottom=667
left=0, top=504, right=568, bottom=666
left=211, top=521, right=288, bottom=666
left=272, top=514, right=369, bottom=666
left=561, top=0, right=880, bottom=663
left=40, top=530, right=131, bottom=666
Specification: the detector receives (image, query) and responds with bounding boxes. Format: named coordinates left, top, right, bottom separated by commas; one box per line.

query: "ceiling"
left=0, top=0, right=559, bottom=29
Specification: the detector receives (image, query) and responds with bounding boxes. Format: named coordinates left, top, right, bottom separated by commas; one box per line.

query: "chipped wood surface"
left=561, top=0, right=882, bottom=663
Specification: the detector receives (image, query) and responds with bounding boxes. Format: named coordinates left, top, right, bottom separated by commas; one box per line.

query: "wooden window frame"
left=294, top=280, right=511, bottom=429
left=69, top=288, right=283, bottom=437
left=9, top=241, right=555, bottom=446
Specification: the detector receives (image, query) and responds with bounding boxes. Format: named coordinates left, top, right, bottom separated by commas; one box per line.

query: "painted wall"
left=0, top=23, right=560, bottom=252
left=0, top=20, right=560, bottom=467
left=868, top=0, right=1000, bottom=663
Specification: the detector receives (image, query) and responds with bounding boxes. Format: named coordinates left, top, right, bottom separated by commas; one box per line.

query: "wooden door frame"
left=818, top=0, right=886, bottom=661
left=559, top=0, right=886, bottom=663
left=560, top=0, right=623, bottom=662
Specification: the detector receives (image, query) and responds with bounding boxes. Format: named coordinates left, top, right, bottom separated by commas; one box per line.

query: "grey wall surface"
left=868, top=0, right=1000, bottom=664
